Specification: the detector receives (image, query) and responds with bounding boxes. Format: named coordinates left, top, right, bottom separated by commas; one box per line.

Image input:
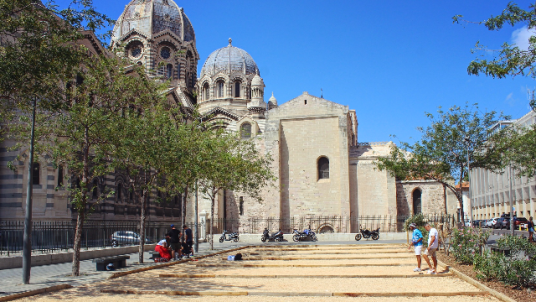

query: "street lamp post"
left=465, top=136, right=473, bottom=225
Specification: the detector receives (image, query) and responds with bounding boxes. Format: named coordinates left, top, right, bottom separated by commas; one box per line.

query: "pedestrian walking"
left=408, top=223, right=423, bottom=272
left=422, top=223, right=438, bottom=274
left=182, top=225, right=194, bottom=257
left=528, top=217, right=534, bottom=243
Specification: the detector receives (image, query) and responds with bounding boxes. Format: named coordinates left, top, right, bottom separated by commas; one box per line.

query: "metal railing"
left=0, top=220, right=192, bottom=256
left=208, top=214, right=456, bottom=235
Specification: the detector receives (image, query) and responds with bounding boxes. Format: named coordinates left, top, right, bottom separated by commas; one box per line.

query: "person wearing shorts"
left=408, top=223, right=423, bottom=272
left=182, top=225, right=194, bottom=257
left=167, top=224, right=182, bottom=260
left=423, top=223, right=438, bottom=274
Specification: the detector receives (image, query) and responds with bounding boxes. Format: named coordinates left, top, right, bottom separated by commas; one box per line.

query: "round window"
left=131, top=46, right=142, bottom=58
left=160, top=47, right=171, bottom=59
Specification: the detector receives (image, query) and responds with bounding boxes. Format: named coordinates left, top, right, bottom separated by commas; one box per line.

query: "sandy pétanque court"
left=20, top=243, right=501, bottom=302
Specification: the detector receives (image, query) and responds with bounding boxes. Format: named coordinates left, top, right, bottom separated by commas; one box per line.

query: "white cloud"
left=511, top=26, right=536, bottom=50
left=505, top=92, right=515, bottom=106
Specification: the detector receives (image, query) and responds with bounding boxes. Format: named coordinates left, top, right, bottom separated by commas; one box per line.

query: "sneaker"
left=413, top=268, right=422, bottom=272
left=427, top=270, right=436, bottom=274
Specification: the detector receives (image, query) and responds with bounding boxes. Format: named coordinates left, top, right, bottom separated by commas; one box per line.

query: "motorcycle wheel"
left=292, top=234, right=299, bottom=242
left=275, top=237, right=281, bottom=242
left=261, top=236, right=266, bottom=242
left=219, top=237, right=224, bottom=243
left=312, top=234, right=318, bottom=242
left=372, top=234, right=379, bottom=240
left=234, top=236, right=239, bottom=242
left=355, top=234, right=362, bottom=241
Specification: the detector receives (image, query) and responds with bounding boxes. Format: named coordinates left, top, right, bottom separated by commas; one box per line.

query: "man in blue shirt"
left=408, top=223, right=423, bottom=272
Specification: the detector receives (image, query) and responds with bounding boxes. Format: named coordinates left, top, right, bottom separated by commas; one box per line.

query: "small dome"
left=111, top=0, right=195, bottom=44
left=269, top=92, right=277, bottom=105
left=200, top=38, right=259, bottom=78
left=251, top=74, right=264, bottom=86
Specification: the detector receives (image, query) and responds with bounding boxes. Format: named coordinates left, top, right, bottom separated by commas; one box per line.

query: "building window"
left=117, top=183, right=122, bottom=202
left=32, top=163, right=40, bottom=185
left=318, top=157, right=329, bottom=179
left=203, top=83, right=210, bottom=101
left=234, top=82, right=241, bottom=98
left=304, top=100, right=307, bottom=105
left=57, top=165, right=64, bottom=186
left=177, top=63, right=181, bottom=79
left=167, top=64, right=173, bottom=78
left=160, top=47, right=171, bottom=59
left=92, top=179, right=98, bottom=200
left=241, top=123, right=252, bottom=139
left=239, top=197, right=244, bottom=216
left=129, top=189, right=134, bottom=203
left=413, top=189, right=422, bottom=215
left=217, top=81, right=224, bottom=98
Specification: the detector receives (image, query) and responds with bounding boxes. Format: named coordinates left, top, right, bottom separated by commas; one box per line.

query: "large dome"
left=111, top=0, right=195, bottom=44
left=200, top=39, right=259, bottom=78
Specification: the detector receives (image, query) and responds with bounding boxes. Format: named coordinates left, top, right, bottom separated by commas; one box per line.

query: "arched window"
left=117, top=183, right=122, bottom=202
left=92, top=179, right=98, bottom=200
left=32, top=163, right=40, bottom=185
left=318, top=157, right=329, bottom=179
left=234, top=82, right=241, bottom=98
left=176, top=63, right=181, bottom=79
left=413, top=189, right=422, bottom=215
left=241, top=123, right=252, bottom=139
left=57, top=165, right=64, bottom=186
left=166, top=64, right=173, bottom=78
left=203, top=83, right=210, bottom=101
left=239, top=197, right=244, bottom=216
left=217, top=81, right=225, bottom=98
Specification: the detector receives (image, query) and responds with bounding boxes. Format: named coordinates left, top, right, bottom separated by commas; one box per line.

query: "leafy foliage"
left=375, top=104, right=508, bottom=216
left=474, top=235, right=536, bottom=288
left=454, top=2, right=536, bottom=80
left=450, top=227, right=490, bottom=265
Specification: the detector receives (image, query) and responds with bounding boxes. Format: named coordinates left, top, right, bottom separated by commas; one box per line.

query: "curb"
left=234, top=256, right=413, bottom=261
left=159, top=273, right=455, bottom=278
left=437, top=260, right=517, bottom=302
left=0, top=284, right=72, bottom=302
left=108, top=245, right=251, bottom=279
left=194, top=263, right=416, bottom=267
left=99, top=289, right=487, bottom=297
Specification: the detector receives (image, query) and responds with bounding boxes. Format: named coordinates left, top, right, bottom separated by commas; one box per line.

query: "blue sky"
left=56, top=0, right=536, bottom=144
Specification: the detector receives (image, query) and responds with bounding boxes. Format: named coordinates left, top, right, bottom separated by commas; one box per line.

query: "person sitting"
left=155, top=235, right=172, bottom=262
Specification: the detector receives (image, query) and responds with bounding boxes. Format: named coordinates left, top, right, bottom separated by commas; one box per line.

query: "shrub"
left=450, top=227, right=489, bottom=264
left=473, top=235, right=536, bottom=288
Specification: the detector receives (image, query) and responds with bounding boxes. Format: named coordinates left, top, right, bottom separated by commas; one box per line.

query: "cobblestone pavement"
left=0, top=240, right=406, bottom=298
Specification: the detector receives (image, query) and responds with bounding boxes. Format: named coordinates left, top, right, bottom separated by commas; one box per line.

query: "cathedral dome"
left=111, top=0, right=195, bottom=44
left=200, top=38, right=259, bottom=78
left=251, top=74, right=264, bottom=86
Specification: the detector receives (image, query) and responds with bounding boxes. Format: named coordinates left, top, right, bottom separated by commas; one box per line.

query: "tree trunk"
left=443, top=184, right=447, bottom=215
left=72, top=209, right=85, bottom=276
left=138, top=190, right=147, bottom=264
left=210, top=194, right=215, bottom=250
left=72, top=142, right=89, bottom=276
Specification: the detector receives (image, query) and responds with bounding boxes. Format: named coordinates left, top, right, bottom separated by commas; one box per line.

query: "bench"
left=149, top=251, right=161, bottom=259
left=489, top=244, right=511, bottom=256
left=92, top=255, right=130, bottom=271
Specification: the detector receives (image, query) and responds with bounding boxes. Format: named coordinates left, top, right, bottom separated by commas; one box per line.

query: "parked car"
left=110, top=231, right=152, bottom=247
left=485, top=218, right=500, bottom=228
left=515, top=217, right=529, bottom=230
left=495, top=217, right=508, bottom=229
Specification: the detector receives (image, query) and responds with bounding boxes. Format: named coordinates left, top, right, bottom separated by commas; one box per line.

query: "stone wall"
left=396, top=181, right=448, bottom=216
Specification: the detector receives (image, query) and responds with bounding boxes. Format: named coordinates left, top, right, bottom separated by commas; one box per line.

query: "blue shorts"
left=530, top=228, right=534, bottom=233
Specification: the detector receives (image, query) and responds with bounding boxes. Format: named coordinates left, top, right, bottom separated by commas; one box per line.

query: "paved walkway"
left=0, top=240, right=405, bottom=298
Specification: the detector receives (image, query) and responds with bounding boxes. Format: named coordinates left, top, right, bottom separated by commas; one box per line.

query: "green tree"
left=375, top=104, right=508, bottom=219
left=197, top=132, right=276, bottom=250
left=45, top=56, right=163, bottom=276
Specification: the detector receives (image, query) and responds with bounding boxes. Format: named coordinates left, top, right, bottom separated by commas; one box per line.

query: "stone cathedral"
left=0, top=0, right=458, bottom=232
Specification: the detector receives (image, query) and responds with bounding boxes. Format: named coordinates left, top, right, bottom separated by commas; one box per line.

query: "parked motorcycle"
left=219, top=230, right=239, bottom=243
left=261, top=228, right=284, bottom=242
left=355, top=227, right=380, bottom=241
left=292, top=229, right=318, bottom=242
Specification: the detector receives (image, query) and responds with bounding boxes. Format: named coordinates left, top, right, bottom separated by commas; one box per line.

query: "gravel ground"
left=193, top=259, right=418, bottom=266
left=92, top=273, right=481, bottom=293
left=153, top=265, right=447, bottom=276
left=20, top=291, right=500, bottom=302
